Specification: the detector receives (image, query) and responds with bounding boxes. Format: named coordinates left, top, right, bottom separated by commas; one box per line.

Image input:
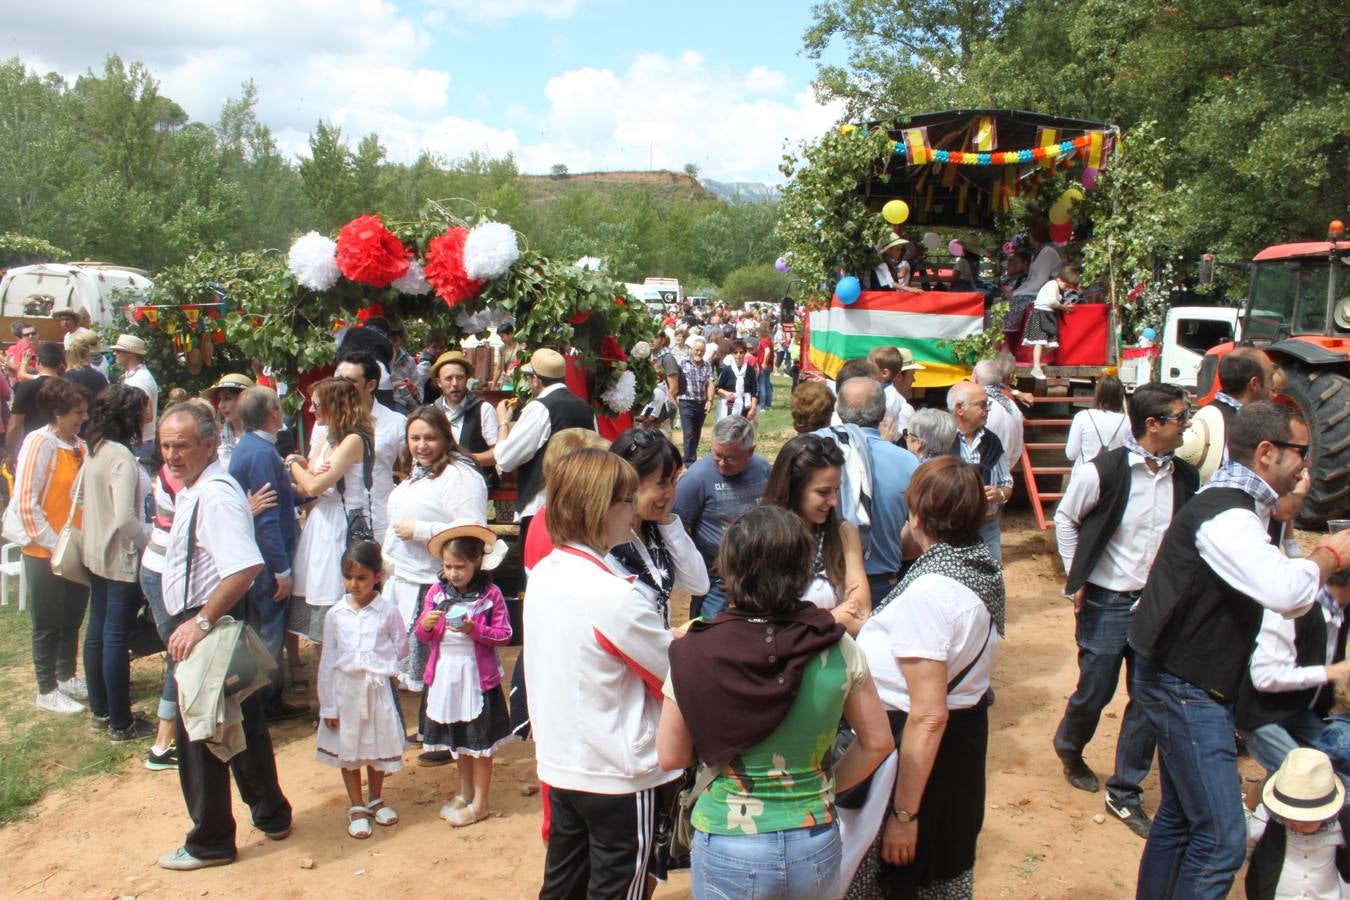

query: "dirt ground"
left=4, top=511, right=1263, bottom=899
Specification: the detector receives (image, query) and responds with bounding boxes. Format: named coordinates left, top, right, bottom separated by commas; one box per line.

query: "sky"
left=3, top=0, right=847, bottom=184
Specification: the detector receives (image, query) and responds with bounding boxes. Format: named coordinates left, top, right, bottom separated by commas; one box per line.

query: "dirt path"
left=5, top=513, right=1257, bottom=899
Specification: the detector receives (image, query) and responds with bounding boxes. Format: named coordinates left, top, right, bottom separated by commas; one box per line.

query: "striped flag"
left=903, top=126, right=933, bottom=166
left=808, top=290, right=985, bottom=388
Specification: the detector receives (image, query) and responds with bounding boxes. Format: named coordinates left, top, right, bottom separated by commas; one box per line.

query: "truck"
left=1194, top=221, right=1350, bottom=525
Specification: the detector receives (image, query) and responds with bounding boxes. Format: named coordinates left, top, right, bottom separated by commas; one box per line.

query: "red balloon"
left=1049, top=220, right=1074, bottom=244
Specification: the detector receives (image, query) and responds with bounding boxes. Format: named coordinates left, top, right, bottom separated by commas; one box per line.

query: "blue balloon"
left=1141, top=327, right=1157, bottom=341
left=835, top=276, right=862, bottom=305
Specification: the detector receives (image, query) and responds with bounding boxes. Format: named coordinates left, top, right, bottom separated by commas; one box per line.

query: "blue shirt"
left=863, top=428, right=920, bottom=578
left=673, top=454, right=772, bottom=569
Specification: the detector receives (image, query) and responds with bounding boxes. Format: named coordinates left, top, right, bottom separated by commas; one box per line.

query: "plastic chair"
left=1, top=542, right=27, bottom=611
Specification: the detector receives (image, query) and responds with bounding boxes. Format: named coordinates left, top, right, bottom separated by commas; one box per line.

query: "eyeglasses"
left=1154, top=410, right=1192, bottom=425
left=1271, top=439, right=1310, bottom=460
left=22, top=331, right=37, bottom=338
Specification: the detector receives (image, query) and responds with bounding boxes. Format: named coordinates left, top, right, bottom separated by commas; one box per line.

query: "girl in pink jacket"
left=415, top=522, right=512, bottom=828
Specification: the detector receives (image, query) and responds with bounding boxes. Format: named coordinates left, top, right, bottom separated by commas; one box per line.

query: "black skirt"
left=1022, top=308, right=1059, bottom=347
left=419, top=684, right=515, bottom=758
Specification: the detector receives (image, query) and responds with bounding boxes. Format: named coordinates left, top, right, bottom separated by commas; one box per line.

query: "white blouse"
left=318, top=595, right=409, bottom=715
left=380, top=458, right=488, bottom=585
left=1065, top=409, right=1129, bottom=467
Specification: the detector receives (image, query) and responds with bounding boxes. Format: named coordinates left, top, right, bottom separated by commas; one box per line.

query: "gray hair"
left=712, top=415, right=756, bottom=449
left=160, top=400, right=219, bottom=445
left=689, top=336, right=706, bottom=349
left=907, top=407, right=958, bottom=459
left=946, top=380, right=982, bottom=413
left=972, top=359, right=1003, bottom=386
left=237, top=386, right=281, bottom=432
left=837, top=377, right=886, bottom=428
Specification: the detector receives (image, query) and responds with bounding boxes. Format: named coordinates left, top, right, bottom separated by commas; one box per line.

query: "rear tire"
left=1279, top=363, right=1350, bottom=528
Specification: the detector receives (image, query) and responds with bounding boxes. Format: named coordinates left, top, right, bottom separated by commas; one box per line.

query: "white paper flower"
left=463, top=222, right=521, bottom=281
left=488, top=307, right=515, bottom=328
left=455, top=309, right=492, bottom=333
left=601, top=370, right=637, bottom=413
left=630, top=341, right=652, bottom=360
left=288, top=231, right=340, bottom=291
left=390, top=259, right=432, bottom=295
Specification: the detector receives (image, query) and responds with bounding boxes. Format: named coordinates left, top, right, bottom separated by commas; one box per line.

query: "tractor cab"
left=1242, top=238, right=1350, bottom=348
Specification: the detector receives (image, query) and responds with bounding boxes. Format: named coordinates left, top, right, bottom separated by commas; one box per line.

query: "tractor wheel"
left=1279, top=362, right=1350, bottom=528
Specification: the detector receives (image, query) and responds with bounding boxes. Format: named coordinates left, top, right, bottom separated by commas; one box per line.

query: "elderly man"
left=949, top=380, right=1014, bottom=561
left=323, top=352, right=406, bottom=543
left=673, top=415, right=772, bottom=619
left=494, top=348, right=596, bottom=544
left=207, top=373, right=255, bottom=466
left=1053, top=383, right=1197, bottom=838
left=114, top=334, right=159, bottom=460
left=974, top=357, right=1025, bottom=470
left=833, top=377, right=920, bottom=602
left=430, top=350, right=499, bottom=479
left=228, top=387, right=306, bottom=722
left=156, top=403, right=291, bottom=870
left=1129, top=402, right=1350, bottom=898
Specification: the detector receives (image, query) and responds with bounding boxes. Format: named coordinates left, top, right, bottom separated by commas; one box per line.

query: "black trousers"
left=541, top=785, right=659, bottom=900
left=24, top=554, right=87, bottom=694
left=172, top=612, right=292, bottom=860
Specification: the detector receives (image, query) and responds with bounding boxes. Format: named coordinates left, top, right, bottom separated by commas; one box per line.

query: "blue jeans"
left=1052, top=585, right=1156, bottom=806
left=245, top=570, right=290, bottom=714
left=1242, top=710, right=1330, bottom=776
left=139, top=566, right=178, bottom=721
left=1133, top=656, right=1246, bottom=899
left=979, top=517, right=1002, bottom=562
left=85, top=573, right=142, bottom=729
left=691, top=575, right=727, bottom=620
left=692, top=824, right=841, bottom=900
left=758, top=369, right=774, bottom=410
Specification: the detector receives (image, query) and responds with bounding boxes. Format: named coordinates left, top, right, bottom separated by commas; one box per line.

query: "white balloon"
left=922, top=232, right=941, bottom=251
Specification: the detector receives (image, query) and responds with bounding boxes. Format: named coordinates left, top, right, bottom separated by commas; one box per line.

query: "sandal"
left=438, top=796, right=469, bottom=820
left=446, top=805, right=490, bottom=828
left=347, top=805, right=372, bottom=839
left=368, top=798, right=399, bottom=826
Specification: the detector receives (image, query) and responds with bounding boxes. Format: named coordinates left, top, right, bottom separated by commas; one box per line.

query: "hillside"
left=517, top=169, right=714, bottom=205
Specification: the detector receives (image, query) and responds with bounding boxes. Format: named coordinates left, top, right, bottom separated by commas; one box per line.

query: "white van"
left=0, top=262, right=152, bottom=342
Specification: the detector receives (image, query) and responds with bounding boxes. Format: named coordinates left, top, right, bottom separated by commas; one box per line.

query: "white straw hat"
left=1262, top=748, right=1345, bottom=823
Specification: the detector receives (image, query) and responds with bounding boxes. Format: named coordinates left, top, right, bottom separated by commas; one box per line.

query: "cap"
left=521, top=348, right=566, bottom=379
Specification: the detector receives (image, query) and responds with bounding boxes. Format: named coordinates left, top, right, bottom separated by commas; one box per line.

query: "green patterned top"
left=665, top=635, right=871, bottom=836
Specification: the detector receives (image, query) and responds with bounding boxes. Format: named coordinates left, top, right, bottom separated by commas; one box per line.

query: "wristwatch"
left=892, top=806, right=918, bottom=823
left=195, top=614, right=213, bottom=633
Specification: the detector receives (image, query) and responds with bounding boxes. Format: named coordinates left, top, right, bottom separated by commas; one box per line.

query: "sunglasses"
left=1154, top=411, right=1191, bottom=425
left=1271, top=439, right=1310, bottom=460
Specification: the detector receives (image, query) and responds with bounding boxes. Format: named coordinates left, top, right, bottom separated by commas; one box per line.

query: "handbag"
left=668, top=764, right=718, bottom=862
left=50, top=464, right=90, bottom=586
left=334, top=430, right=375, bottom=546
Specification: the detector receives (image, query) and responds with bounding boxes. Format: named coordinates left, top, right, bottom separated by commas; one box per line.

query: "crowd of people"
left=5, top=296, right=1349, bottom=898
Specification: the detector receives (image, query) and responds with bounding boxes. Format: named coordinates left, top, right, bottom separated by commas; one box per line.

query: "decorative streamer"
left=903, top=126, right=933, bottom=165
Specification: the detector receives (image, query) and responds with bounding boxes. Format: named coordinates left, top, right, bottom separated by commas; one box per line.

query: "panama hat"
left=521, top=348, right=566, bottom=379
left=897, top=347, right=926, bottom=372
left=427, top=521, right=508, bottom=571
left=207, top=373, right=255, bottom=399
left=877, top=234, right=909, bottom=255
left=48, top=304, right=80, bottom=320
left=1262, top=748, right=1345, bottom=823
left=112, top=334, right=148, bottom=356
left=430, top=350, right=474, bottom=380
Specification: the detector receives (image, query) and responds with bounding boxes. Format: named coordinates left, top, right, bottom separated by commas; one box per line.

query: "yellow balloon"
left=840, top=124, right=858, bottom=136
left=1062, top=186, right=1085, bottom=203
left=1048, top=203, right=1071, bottom=225
left=883, top=200, right=910, bottom=225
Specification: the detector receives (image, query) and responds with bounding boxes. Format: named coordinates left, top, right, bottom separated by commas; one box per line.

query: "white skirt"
left=425, top=634, right=483, bottom=725
left=294, top=495, right=346, bottom=606
left=315, top=669, right=406, bottom=772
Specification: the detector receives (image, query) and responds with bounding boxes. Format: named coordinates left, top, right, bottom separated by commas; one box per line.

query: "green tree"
left=721, top=264, right=789, bottom=306
left=299, top=121, right=356, bottom=230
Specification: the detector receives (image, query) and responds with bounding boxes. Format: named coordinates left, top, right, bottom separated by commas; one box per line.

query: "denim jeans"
left=679, top=399, right=707, bottom=467
left=244, top=570, right=290, bottom=714
left=1133, top=656, right=1246, bottom=899
left=692, top=824, right=841, bottom=900
left=758, top=369, right=774, bottom=411
left=1052, top=585, right=1156, bottom=806
left=1241, top=710, right=1330, bottom=776
left=691, top=574, right=727, bottom=620
left=139, top=566, right=178, bottom=720
left=85, top=573, right=143, bottom=729
left=979, top=517, right=1002, bottom=562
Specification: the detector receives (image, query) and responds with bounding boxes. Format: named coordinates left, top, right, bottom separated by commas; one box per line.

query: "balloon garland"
left=886, top=133, right=1107, bottom=166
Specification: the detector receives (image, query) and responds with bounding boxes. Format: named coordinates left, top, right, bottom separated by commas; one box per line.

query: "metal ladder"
left=1018, top=396, right=1076, bottom=530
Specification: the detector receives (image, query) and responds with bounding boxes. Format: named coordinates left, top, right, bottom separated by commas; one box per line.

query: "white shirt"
left=1246, top=805, right=1349, bottom=899
left=311, top=400, right=405, bottom=541
left=436, top=395, right=500, bottom=448
left=1055, top=451, right=1176, bottom=592
left=1034, top=278, right=1062, bottom=310
left=856, top=572, right=999, bottom=712
left=1249, top=601, right=1343, bottom=698
left=122, top=363, right=159, bottom=443
left=1197, top=503, right=1321, bottom=620
left=160, top=463, right=262, bottom=616
left=985, top=394, right=1024, bottom=468
left=884, top=384, right=915, bottom=432
left=381, top=460, right=488, bottom=584
left=495, top=383, right=596, bottom=519
left=317, top=595, right=408, bottom=718
left=1066, top=409, right=1129, bottom=468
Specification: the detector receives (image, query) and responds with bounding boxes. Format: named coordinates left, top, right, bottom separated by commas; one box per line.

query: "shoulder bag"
left=334, top=430, right=375, bottom=546
left=51, top=462, right=90, bottom=586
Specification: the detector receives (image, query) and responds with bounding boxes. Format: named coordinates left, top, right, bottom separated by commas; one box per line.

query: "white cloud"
left=423, top=0, right=585, bottom=21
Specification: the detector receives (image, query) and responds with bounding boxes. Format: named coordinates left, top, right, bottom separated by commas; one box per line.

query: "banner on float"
left=808, top=290, right=984, bottom=388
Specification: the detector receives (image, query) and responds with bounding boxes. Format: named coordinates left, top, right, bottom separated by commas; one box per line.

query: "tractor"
left=1196, top=220, right=1350, bottom=526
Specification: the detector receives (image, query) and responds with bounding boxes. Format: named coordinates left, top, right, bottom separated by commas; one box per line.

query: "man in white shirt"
left=974, top=357, right=1025, bottom=470
left=1053, top=383, right=1198, bottom=838
left=324, top=353, right=406, bottom=543
left=429, top=350, right=499, bottom=473
left=155, top=402, right=291, bottom=871
left=113, top=333, right=158, bottom=460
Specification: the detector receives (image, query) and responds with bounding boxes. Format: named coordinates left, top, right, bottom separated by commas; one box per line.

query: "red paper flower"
left=569, top=310, right=593, bottom=325
left=599, top=335, right=628, bottom=362
left=356, top=302, right=384, bottom=324
left=336, top=215, right=411, bottom=288
left=614, top=296, right=626, bottom=306
left=424, top=227, right=485, bottom=308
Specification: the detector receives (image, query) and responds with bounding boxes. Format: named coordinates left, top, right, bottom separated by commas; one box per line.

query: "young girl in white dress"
left=415, top=522, right=513, bottom=828
left=316, top=541, right=409, bottom=839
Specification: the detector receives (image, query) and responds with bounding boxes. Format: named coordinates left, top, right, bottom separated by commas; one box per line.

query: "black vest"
left=1128, top=487, right=1267, bottom=700
left=440, top=393, right=497, bottom=487
left=1064, top=447, right=1199, bottom=595
left=514, top=387, right=595, bottom=509
left=1246, top=807, right=1350, bottom=900
left=951, top=428, right=1005, bottom=487
left=1236, top=607, right=1348, bottom=730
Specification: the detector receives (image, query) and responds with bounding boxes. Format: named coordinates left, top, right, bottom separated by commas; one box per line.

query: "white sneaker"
left=36, top=689, right=85, bottom=714
left=1030, top=367, right=1047, bottom=380
left=58, top=676, right=89, bottom=700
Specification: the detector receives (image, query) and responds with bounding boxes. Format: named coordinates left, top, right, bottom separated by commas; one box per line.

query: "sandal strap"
left=348, top=805, right=371, bottom=818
